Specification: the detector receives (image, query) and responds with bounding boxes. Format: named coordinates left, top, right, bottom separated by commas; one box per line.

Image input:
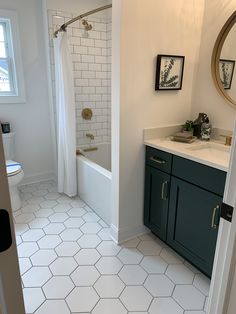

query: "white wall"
left=112, top=0, right=205, bottom=242
left=46, top=0, right=110, bottom=15
left=0, top=0, right=54, bottom=183
left=191, top=0, right=236, bottom=130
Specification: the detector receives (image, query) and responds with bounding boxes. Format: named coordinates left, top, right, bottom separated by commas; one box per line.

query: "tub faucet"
left=86, top=133, right=95, bottom=140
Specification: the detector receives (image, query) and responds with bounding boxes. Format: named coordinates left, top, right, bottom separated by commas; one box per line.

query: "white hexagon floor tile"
left=23, top=288, right=45, bottom=314
left=35, top=208, right=54, bottom=218
left=43, top=223, right=65, bottom=235
left=19, top=258, right=32, bottom=275
left=21, top=229, right=45, bottom=242
left=77, top=234, right=101, bottom=248
left=92, top=298, right=127, bottom=314
left=173, top=285, right=205, bottom=310
left=117, top=248, right=143, bottom=264
left=15, top=213, right=35, bottom=224
left=53, top=203, right=72, bottom=212
left=30, top=249, right=57, bottom=266
left=43, top=276, right=74, bottom=299
left=193, top=273, right=211, bottom=296
left=74, top=249, right=101, bottom=265
left=160, top=247, right=185, bottom=264
left=137, top=240, right=162, bottom=255
left=97, top=241, right=121, bottom=256
left=38, top=235, right=62, bottom=249
left=144, top=274, right=175, bottom=297
left=120, top=286, right=152, bottom=312
left=17, top=242, right=39, bottom=258
left=49, top=213, right=69, bottom=223
left=50, top=257, right=77, bottom=275
left=166, top=264, right=194, bottom=284
left=66, top=287, right=99, bottom=312
left=14, top=182, right=213, bottom=314
left=71, top=265, right=100, bottom=286
left=22, top=267, right=52, bottom=287
left=55, top=241, right=80, bottom=256
left=64, top=217, right=85, bottom=228
left=141, top=255, right=168, bottom=274
left=68, top=207, right=87, bottom=217
left=34, top=300, right=70, bottom=314
left=60, top=228, right=83, bottom=241
left=95, top=256, right=123, bottom=274
left=29, top=218, right=50, bottom=229
left=80, top=222, right=102, bottom=234
left=119, top=265, right=147, bottom=285
left=149, top=297, right=184, bottom=314
left=94, top=275, right=125, bottom=298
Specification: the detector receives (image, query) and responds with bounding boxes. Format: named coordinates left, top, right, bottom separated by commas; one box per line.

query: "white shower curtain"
left=53, top=32, right=77, bottom=197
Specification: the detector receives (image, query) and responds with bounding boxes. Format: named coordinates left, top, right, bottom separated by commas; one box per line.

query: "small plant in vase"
left=182, top=120, right=194, bottom=136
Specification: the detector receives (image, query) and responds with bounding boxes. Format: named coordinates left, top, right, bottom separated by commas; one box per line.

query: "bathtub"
left=77, top=143, right=112, bottom=225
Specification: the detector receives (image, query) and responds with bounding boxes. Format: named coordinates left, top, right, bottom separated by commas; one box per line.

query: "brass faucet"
left=220, top=135, right=232, bottom=146
left=86, top=133, right=95, bottom=140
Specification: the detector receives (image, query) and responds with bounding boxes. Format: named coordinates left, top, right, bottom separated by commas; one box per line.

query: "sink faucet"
left=86, top=133, right=95, bottom=140
left=220, top=135, right=232, bottom=146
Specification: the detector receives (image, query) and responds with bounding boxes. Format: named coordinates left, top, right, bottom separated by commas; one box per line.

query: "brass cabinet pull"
left=211, top=205, right=220, bottom=229
left=161, top=181, right=168, bottom=200
left=149, top=156, right=166, bottom=164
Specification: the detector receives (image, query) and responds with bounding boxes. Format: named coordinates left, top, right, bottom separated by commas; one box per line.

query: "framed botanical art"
left=155, top=54, right=185, bottom=91
left=219, top=59, right=235, bottom=90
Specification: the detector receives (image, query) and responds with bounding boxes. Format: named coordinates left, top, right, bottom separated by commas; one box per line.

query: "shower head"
left=82, top=19, right=92, bottom=31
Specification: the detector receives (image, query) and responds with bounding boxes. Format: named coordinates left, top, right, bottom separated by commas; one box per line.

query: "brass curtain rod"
left=54, top=4, right=112, bottom=37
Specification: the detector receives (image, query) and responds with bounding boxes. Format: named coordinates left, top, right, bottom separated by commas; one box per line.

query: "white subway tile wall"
left=48, top=10, right=112, bottom=147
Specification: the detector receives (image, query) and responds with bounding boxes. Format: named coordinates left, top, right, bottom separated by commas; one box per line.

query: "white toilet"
left=2, top=133, right=24, bottom=211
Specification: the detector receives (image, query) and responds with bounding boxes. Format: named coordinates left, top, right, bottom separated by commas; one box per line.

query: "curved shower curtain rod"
left=54, top=4, right=112, bottom=37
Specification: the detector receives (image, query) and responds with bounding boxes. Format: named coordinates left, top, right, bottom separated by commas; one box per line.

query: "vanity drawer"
left=146, top=146, right=172, bottom=174
left=172, top=155, right=226, bottom=196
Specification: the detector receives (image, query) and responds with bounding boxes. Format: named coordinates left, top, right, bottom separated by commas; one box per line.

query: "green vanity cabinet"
left=144, top=146, right=227, bottom=277
left=144, top=166, right=170, bottom=241
left=144, top=147, right=172, bottom=241
left=167, top=177, right=222, bottom=277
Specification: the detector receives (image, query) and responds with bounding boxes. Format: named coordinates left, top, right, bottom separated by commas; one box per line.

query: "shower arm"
left=54, top=4, right=112, bottom=38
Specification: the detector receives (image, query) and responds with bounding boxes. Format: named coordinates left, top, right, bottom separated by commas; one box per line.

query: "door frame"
left=208, top=121, right=236, bottom=314
left=0, top=132, right=25, bottom=314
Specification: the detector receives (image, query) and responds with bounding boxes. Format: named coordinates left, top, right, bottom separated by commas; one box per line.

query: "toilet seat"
left=6, top=160, right=22, bottom=177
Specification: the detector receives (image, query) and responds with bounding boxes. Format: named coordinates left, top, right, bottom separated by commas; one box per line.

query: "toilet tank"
left=2, top=132, right=15, bottom=160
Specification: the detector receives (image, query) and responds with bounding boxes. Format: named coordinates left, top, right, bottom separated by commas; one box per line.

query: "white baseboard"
left=110, top=223, right=149, bottom=244
left=20, top=172, right=56, bottom=186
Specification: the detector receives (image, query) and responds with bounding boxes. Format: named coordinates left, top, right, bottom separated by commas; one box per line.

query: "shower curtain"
left=53, top=32, right=77, bottom=197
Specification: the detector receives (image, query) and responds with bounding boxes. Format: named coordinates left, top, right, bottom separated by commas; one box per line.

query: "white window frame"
left=0, top=10, right=25, bottom=103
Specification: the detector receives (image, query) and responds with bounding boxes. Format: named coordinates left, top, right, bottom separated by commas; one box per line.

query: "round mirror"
left=212, top=11, right=236, bottom=107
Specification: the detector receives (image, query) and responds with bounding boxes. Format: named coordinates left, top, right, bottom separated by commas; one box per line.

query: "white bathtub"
left=77, top=143, right=112, bottom=225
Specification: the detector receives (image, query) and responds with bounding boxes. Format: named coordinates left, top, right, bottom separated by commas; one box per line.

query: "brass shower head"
left=82, top=19, right=92, bottom=31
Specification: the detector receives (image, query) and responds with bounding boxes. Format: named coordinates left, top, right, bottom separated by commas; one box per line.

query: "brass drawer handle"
left=211, top=205, right=220, bottom=229
left=149, top=156, right=166, bottom=165
left=161, top=181, right=168, bottom=200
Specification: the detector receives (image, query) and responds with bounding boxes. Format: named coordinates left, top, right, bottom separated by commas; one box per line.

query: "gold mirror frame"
left=212, top=11, right=236, bottom=107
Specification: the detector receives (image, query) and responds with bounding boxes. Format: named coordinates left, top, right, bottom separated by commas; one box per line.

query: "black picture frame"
left=219, top=59, right=235, bottom=90
left=155, top=54, right=185, bottom=91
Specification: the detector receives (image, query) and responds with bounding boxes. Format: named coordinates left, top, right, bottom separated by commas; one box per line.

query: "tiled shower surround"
left=48, top=10, right=112, bottom=147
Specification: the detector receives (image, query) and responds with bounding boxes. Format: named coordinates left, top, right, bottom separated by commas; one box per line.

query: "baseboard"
left=20, top=172, right=56, bottom=186
left=110, top=223, right=149, bottom=244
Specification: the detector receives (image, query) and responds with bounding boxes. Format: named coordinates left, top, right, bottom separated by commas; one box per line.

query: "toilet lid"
left=6, top=160, right=22, bottom=177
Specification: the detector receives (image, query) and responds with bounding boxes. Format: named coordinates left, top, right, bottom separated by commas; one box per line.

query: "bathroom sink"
left=187, top=142, right=230, bottom=162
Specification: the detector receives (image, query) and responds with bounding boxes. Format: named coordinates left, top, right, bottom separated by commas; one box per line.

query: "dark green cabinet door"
left=144, top=166, right=170, bottom=241
left=167, top=177, right=222, bottom=277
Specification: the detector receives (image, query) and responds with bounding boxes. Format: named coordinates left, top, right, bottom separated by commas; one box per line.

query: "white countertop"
left=144, top=137, right=230, bottom=172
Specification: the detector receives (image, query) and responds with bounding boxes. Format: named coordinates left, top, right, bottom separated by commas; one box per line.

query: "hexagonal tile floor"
left=15, top=180, right=209, bottom=313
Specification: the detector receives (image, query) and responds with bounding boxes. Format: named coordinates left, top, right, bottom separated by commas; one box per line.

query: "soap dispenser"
left=193, top=113, right=207, bottom=138
left=201, top=117, right=212, bottom=141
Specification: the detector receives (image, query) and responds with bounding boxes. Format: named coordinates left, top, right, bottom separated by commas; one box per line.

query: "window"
left=0, top=10, right=25, bottom=103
